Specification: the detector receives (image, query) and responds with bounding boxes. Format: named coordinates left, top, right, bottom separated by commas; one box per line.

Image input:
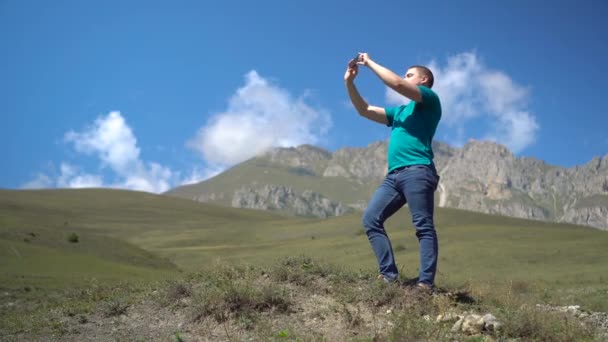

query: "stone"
left=461, top=314, right=485, bottom=335
left=436, top=312, right=461, bottom=323
left=482, top=313, right=502, bottom=332
left=449, top=312, right=503, bottom=335
left=451, top=317, right=464, bottom=332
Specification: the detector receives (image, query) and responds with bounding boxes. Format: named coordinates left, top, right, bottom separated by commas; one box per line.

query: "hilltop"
left=167, top=140, right=608, bottom=230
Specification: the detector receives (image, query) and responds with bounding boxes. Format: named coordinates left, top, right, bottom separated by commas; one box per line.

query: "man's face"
left=404, top=68, right=427, bottom=86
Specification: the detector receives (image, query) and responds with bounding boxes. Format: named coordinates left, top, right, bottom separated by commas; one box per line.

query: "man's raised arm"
left=358, top=53, right=423, bottom=103
left=344, top=61, right=389, bottom=125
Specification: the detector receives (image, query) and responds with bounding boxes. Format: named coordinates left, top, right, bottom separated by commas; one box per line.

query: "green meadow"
left=3, top=188, right=606, bottom=285
left=1, top=188, right=607, bottom=340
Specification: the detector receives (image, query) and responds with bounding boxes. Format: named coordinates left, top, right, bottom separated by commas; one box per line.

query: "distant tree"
left=67, top=232, right=79, bottom=243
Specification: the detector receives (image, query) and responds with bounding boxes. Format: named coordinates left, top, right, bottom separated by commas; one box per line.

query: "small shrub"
left=334, top=284, right=360, bottom=304
left=189, top=286, right=225, bottom=323
left=174, top=331, right=185, bottom=342
left=362, top=282, right=402, bottom=307
left=258, top=286, right=291, bottom=313
left=509, top=279, right=531, bottom=294
left=166, top=281, right=192, bottom=303
left=67, top=233, right=79, bottom=243
left=102, top=300, right=128, bottom=317
left=49, top=318, right=70, bottom=336
left=340, top=304, right=363, bottom=328
left=276, top=329, right=290, bottom=339
left=271, top=256, right=316, bottom=286
left=189, top=278, right=291, bottom=326
left=498, top=305, right=594, bottom=341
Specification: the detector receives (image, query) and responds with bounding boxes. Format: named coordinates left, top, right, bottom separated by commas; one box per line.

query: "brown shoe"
left=416, top=282, right=434, bottom=294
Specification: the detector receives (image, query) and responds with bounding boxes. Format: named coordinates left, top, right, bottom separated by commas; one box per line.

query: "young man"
left=344, top=53, right=442, bottom=290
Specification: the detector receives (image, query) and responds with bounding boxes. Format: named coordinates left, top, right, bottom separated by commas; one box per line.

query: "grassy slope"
left=0, top=239, right=174, bottom=288
left=2, top=189, right=607, bottom=288
left=2, top=189, right=608, bottom=340
left=0, top=189, right=205, bottom=288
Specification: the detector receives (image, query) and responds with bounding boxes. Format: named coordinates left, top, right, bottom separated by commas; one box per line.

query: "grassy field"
left=1, top=188, right=608, bottom=340
left=2, top=188, right=607, bottom=291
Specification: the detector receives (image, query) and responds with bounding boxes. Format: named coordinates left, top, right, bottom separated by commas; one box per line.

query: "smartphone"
left=349, top=54, right=360, bottom=67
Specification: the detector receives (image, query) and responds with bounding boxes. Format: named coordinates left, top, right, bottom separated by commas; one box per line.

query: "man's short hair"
left=410, top=65, right=434, bottom=88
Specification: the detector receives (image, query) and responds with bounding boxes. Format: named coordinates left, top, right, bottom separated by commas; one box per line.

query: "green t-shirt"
left=385, top=85, right=441, bottom=172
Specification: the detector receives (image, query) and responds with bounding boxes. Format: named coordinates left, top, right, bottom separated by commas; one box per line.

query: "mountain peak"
left=461, top=139, right=513, bottom=158
left=263, top=144, right=331, bottom=159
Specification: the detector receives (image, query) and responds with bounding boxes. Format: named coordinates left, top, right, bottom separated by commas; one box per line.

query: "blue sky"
left=2, top=0, right=607, bottom=192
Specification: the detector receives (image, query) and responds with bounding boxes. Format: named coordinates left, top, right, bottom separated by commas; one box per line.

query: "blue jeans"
left=362, top=164, right=440, bottom=285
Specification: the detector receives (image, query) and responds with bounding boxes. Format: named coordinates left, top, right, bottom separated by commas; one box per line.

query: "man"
left=344, top=53, right=442, bottom=290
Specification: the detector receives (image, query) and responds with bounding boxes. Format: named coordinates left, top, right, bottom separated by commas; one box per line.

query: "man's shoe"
left=416, top=282, right=434, bottom=294
left=377, top=274, right=397, bottom=284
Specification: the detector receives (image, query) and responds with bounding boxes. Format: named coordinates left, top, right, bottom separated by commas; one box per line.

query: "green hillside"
left=166, top=157, right=378, bottom=207
left=0, top=190, right=184, bottom=288
left=0, top=188, right=298, bottom=284
left=2, top=189, right=608, bottom=340
left=2, top=188, right=607, bottom=288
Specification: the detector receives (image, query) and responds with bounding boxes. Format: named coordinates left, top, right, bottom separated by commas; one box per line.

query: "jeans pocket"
left=417, top=165, right=439, bottom=191
left=404, top=165, right=438, bottom=190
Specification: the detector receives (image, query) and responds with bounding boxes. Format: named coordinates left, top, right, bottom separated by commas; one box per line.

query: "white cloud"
left=21, top=173, right=53, bottom=189
left=483, top=110, right=538, bottom=153
left=22, top=111, right=178, bottom=193
left=65, top=112, right=140, bottom=174
left=179, top=165, right=224, bottom=186
left=57, top=163, right=104, bottom=188
left=121, top=162, right=173, bottom=193
left=386, top=52, right=539, bottom=153
left=23, top=72, right=334, bottom=192
left=62, top=111, right=175, bottom=193
left=188, top=70, right=332, bottom=167
left=22, top=163, right=103, bottom=190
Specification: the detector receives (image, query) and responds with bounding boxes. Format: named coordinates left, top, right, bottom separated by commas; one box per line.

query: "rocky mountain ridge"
left=168, top=140, right=608, bottom=230
left=232, top=184, right=352, bottom=219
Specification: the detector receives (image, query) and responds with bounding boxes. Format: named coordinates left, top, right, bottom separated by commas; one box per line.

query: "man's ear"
left=421, top=75, right=429, bottom=86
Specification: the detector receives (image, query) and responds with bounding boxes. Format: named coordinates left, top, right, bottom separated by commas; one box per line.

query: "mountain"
left=166, top=140, right=608, bottom=230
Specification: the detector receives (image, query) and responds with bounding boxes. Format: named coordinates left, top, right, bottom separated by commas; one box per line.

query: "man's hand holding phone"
left=348, top=53, right=360, bottom=68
